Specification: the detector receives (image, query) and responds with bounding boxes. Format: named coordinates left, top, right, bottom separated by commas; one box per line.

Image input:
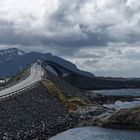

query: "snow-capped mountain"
left=0, top=48, right=95, bottom=78
left=0, top=48, right=25, bottom=62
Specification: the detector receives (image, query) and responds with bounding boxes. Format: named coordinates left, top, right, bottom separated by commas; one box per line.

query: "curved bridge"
left=44, top=63, right=63, bottom=77
left=42, top=60, right=78, bottom=78
left=0, top=63, right=44, bottom=98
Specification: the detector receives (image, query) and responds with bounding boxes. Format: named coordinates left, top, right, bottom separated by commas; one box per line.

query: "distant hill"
left=1, top=48, right=140, bottom=90
left=0, top=48, right=95, bottom=78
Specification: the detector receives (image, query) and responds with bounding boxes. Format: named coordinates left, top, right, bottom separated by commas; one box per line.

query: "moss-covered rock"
left=92, top=106, right=140, bottom=130
left=41, top=79, right=89, bottom=112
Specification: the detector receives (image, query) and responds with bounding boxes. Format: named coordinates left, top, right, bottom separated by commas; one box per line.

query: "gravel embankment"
left=45, top=71, right=88, bottom=100
left=2, top=70, right=138, bottom=139
left=0, top=84, right=78, bottom=139
left=84, top=91, right=140, bottom=105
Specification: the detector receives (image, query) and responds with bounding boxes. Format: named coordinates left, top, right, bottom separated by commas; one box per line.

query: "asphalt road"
left=0, top=63, right=44, bottom=96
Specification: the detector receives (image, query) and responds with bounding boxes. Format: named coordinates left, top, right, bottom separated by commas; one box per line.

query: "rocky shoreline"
left=0, top=71, right=140, bottom=139
left=98, top=106, right=140, bottom=130
left=77, top=106, right=140, bottom=130
left=45, top=71, right=140, bottom=137
left=75, top=91, right=140, bottom=131
left=0, top=72, right=105, bottom=139
left=0, top=83, right=81, bottom=140
left=84, top=90, right=139, bottom=105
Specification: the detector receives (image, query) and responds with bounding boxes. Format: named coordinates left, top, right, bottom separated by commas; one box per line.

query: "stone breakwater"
left=0, top=84, right=79, bottom=140
left=45, top=71, right=88, bottom=100
left=0, top=71, right=108, bottom=139
left=92, top=107, right=140, bottom=130
left=1, top=70, right=139, bottom=139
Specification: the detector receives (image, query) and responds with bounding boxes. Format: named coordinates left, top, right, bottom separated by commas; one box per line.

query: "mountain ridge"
left=0, top=48, right=95, bottom=78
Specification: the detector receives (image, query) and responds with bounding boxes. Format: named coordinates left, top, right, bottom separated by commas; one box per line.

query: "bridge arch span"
left=42, top=62, right=63, bottom=78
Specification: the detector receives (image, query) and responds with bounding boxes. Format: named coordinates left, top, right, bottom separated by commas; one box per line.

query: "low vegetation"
left=6, top=68, right=30, bottom=87
left=41, top=79, right=89, bottom=112
left=0, top=86, right=4, bottom=91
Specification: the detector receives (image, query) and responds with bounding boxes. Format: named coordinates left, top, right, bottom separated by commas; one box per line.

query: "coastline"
left=0, top=71, right=140, bottom=139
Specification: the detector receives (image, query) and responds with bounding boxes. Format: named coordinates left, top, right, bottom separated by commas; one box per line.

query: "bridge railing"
left=6, top=67, right=31, bottom=89
left=0, top=81, right=40, bottom=100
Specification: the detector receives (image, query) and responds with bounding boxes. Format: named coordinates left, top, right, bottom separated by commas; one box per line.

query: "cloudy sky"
left=0, top=0, right=140, bottom=77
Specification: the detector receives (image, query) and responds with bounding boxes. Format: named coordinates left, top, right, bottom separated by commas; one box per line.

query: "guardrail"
left=0, top=81, right=40, bottom=100
left=0, top=64, right=45, bottom=100
left=6, top=68, right=31, bottom=89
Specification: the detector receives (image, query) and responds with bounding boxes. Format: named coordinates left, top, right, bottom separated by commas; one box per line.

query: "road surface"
left=0, top=63, right=44, bottom=97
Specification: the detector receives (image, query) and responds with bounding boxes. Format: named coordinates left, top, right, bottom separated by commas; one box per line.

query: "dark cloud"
left=0, top=0, right=140, bottom=77
left=0, top=20, right=39, bottom=46
left=0, top=0, right=140, bottom=54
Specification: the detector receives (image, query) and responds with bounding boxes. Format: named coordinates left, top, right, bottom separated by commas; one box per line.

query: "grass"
left=7, top=68, right=30, bottom=86
left=41, top=79, right=89, bottom=112
left=15, top=75, right=22, bottom=81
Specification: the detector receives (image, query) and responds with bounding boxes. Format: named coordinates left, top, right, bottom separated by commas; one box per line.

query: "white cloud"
left=0, top=0, right=139, bottom=43
left=0, top=0, right=140, bottom=77
left=68, top=46, right=140, bottom=77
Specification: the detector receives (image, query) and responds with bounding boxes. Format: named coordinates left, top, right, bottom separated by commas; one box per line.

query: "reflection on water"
left=49, top=127, right=140, bottom=140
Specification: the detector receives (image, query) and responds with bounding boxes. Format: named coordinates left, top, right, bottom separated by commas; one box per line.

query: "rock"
left=0, top=84, right=74, bottom=139
left=76, top=105, right=106, bottom=121
left=94, top=106, right=140, bottom=130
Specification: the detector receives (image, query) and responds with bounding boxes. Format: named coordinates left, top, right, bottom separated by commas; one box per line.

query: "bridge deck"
left=0, top=63, right=44, bottom=97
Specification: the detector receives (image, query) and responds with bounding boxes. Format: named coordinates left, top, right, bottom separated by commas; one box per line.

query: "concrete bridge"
left=0, top=59, right=92, bottom=100
left=0, top=60, right=74, bottom=100
left=0, top=60, right=72, bottom=100
left=0, top=63, right=44, bottom=99
left=42, top=60, right=78, bottom=78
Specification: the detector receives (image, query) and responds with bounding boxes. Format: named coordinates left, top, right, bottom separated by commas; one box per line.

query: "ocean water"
left=104, top=99, right=140, bottom=110
left=49, top=126, right=140, bottom=140
left=93, top=89, right=140, bottom=96
left=49, top=89, right=140, bottom=140
left=93, top=89, right=140, bottom=109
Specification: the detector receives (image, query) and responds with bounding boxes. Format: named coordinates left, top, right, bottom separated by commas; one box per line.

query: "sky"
left=0, top=0, right=140, bottom=77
